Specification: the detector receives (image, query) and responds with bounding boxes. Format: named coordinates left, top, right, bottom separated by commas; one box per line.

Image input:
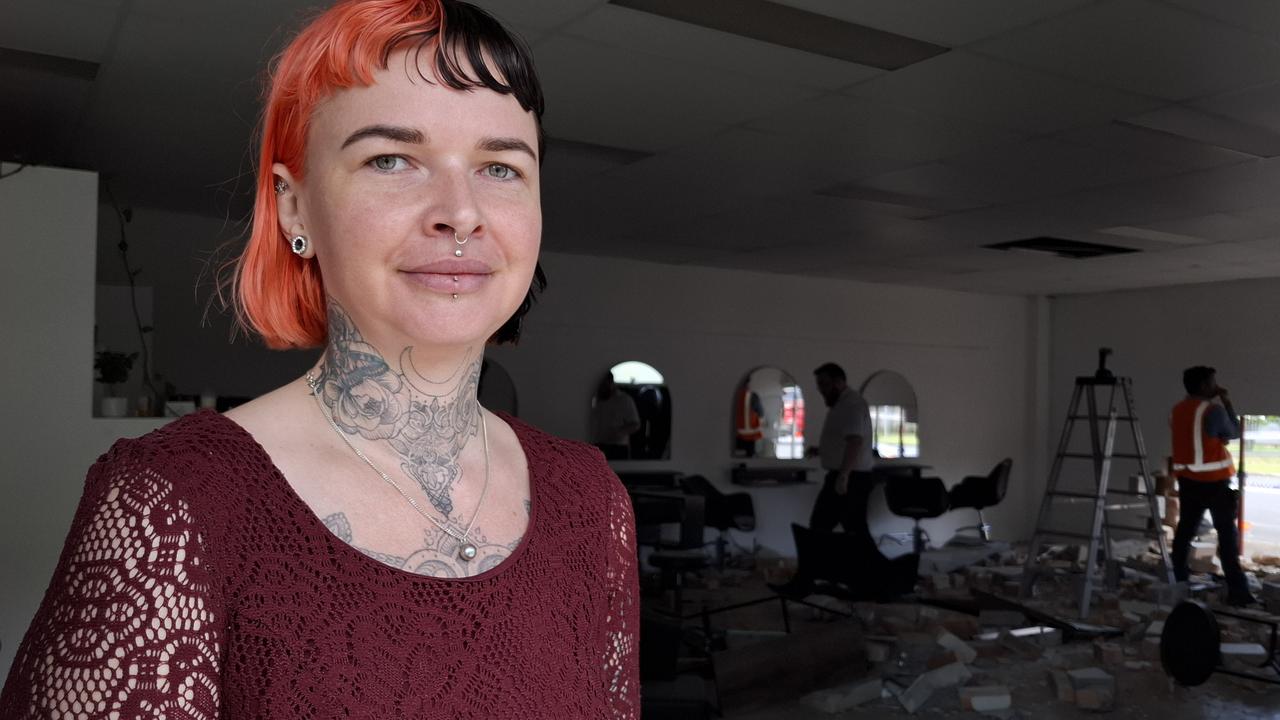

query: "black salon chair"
left=947, top=458, right=1011, bottom=542
left=678, top=475, right=755, bottom=568
left=883, top=476, right=949, bottom=553
left=637, top=491, right=709, bottom=613
left=640, top=610, right=713, bottom=719
left=770, top=524, right=919, bottom=616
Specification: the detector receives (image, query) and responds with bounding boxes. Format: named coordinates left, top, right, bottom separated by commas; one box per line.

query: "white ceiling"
left=6, top=0, right=1280, bottom=295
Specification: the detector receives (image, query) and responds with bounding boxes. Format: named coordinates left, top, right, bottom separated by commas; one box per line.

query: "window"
left=1241, top=415, right=1280, bottom=561
left=860, top=370, right=920, bottom=459
left=870, top=404, right=919, bottom=459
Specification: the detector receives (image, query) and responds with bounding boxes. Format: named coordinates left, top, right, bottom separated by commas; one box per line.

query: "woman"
left=0, top=1, right=638, bottom=717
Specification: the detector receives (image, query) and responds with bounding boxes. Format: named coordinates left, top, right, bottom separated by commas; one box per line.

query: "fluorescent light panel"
left=985, top=237, right=1139, bottom=259
left=608, top=0, right=949, bottom=70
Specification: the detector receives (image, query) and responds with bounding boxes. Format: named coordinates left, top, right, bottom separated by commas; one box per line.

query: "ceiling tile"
left=846, top=51, right=1159, bottom=134
left=0, top=0, right=123, bottom=62
left=534, top=34, right=818, bottom=152
left=472, top=0, right=606, bottom=31
left=1162, top=0, right=1280, bottom=42
left=974, top=0, right=1280, bottom=101
left=858, top=137, right=1182, bottom=210
left=654, top=195, right=937, bottom=254
left=1121, top=106, right=1280, bottom=157
left=747, top=94, right=1020, bottom=165
left=1192, top=81, right=1280, bottom=135
left=771, top=0, right=1094, bottom=46
left=558, top=5, right=883, bottom=91
left=1057, top=122, right=1256, bottom=172
left=1136, top=213, right=1280, bottom=244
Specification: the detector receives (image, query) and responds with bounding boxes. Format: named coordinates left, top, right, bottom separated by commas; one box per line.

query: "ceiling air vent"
left=608, top=0, right=948, bottom=70
left=984, top=237, right=1139, bottom=259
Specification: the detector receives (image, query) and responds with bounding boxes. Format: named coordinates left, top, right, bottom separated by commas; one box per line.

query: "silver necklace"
left=305, top=371, right=490, bottom=562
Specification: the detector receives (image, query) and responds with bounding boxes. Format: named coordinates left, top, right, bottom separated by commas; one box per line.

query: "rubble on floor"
left=789, top=542, right=1280, bottom=717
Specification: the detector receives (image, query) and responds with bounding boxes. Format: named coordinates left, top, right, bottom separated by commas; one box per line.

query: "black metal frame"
left=1161, top=600, right=1280, bottom=686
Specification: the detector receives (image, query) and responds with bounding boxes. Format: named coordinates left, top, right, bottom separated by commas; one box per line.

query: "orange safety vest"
left=735, top=388, right=763, bottom=441
left=1170, top=397, right=1235, bottom=482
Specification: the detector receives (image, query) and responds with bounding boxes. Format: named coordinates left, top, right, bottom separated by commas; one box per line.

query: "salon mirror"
left=859, top=370, right=919, bottom=459
left=731, top=366, right=806, bottom=460
left=589, top=361, right=671, bottom=460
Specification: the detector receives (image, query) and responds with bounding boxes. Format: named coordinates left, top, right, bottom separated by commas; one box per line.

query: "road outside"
left=1243, top=476, right=1280, bottom=560
left=1241, top=416, right=1280, bottom=560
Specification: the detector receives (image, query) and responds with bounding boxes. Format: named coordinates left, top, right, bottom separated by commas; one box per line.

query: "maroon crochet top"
left=1, top=411, right=639, bottom=719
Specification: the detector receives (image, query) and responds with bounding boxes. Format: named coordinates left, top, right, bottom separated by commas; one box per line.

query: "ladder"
left=1021, top=375, right=1175, bottom=618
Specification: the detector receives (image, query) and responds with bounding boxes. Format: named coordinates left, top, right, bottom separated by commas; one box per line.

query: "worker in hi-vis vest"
left=734, top=385, right=765, bottom=457
left=1168, top=365, right=1256, bottom=606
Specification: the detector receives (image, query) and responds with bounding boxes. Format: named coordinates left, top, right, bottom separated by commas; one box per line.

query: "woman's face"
left=278, top=48, right=541, bottom=352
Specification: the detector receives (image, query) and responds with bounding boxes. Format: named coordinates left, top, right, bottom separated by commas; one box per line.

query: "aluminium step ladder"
left=1020, top=374, right=1175, bottom=619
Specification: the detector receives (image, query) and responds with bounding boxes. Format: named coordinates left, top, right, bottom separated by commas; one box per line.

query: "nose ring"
left=454, top=231, right=470, bottom=257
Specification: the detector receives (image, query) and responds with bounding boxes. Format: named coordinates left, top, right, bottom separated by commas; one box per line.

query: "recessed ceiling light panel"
left=608, top=0, right=949, bottom=70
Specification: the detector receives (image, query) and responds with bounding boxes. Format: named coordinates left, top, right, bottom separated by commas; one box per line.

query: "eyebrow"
left=341, top=124, right=425, bottom=149
left=479, top=137, right=537, bottom=161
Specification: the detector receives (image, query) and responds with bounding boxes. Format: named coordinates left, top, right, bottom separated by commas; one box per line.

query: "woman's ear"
left=272, top=162, right=313, bottom=259
left=273, top=162, right=303, bottom=237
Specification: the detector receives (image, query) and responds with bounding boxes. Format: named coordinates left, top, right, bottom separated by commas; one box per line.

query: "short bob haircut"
left=232, top=0, right=547, bottom=349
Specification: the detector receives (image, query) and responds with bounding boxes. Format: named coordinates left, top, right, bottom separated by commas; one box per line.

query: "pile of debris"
left=796, top=543, right=1280, bottom=716
left=800, top=600, right=1123, bottom=715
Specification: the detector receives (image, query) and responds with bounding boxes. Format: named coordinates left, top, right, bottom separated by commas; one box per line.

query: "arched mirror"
left=859, top=370, right=919, bottom=459
left=590, top=361, right=671, bottom=460
left=731, top=367, right=806, bottom=459
left=478, top=359, right=518, bottom=416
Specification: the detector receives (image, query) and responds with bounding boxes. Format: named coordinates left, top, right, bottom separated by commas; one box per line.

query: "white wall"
left=0, top=165, right=168, bottom=681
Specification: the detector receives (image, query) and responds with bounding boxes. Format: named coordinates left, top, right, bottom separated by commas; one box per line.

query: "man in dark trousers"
left=807, top=363, right=876, bottom=543
left=1169, top=366, right=1256, bottom=606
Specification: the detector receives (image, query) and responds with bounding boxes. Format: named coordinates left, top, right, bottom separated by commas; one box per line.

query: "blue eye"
left=486, top=164, right=518, bottom=180
left=370, top=155, right=406, bottom=172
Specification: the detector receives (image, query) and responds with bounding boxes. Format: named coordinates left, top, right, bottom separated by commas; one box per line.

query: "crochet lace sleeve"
left=602, top=478, right=640, bottom=718
left=0, top=447, right=223, bottom=719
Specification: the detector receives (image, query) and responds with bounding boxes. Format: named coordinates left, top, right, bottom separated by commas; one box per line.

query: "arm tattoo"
left=314, top=299, right=481, bottom=516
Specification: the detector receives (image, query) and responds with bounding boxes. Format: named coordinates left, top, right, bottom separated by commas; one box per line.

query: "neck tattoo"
left=307, top=371, right=490, bottom=561
left=310, top=299, right=481, bottom=517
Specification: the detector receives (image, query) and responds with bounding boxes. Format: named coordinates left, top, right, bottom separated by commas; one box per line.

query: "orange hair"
left=231, top=0, right=544, bottom=349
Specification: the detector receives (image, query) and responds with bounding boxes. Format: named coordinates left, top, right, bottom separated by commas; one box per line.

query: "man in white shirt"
left=590, top=375, right=641, bottom=460
left=807, top=362, right=876, bottom=541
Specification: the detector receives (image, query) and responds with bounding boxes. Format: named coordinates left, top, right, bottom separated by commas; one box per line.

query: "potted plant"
left=95, top=350, right=137, bottom=417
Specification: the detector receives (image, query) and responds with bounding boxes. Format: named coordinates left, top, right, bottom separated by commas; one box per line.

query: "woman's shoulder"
left=501, top=413, right=623, bottom=493
left=502, top=414, right=608, bottom=465
left=102, top=408, right=246, bottom=453
left=94, top=410, right=266, bottom=492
